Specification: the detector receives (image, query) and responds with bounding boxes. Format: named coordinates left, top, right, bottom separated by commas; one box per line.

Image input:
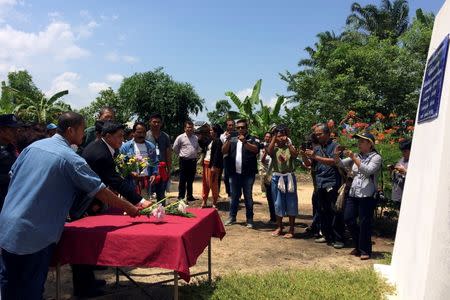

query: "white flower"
left=177, top=200, right=187, bottom=214
left=152, top=204, right=165, bottom=220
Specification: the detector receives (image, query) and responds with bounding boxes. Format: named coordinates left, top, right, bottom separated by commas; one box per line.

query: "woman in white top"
left=334, top=132, right=382, bottom=260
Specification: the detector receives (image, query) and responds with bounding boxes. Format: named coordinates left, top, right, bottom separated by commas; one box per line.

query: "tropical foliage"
left=118, top=67, right=204, bottom=138
left=216, top=79, right=285, bottom=137
left=1, top=71, right=69, bottom=123
left=282, top=0, right=434, bottom=143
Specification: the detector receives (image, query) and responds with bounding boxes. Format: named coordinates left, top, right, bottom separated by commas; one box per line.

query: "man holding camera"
left=222, top=119, right=259, bottom=228
left=302, top=123, right=345, bottom=248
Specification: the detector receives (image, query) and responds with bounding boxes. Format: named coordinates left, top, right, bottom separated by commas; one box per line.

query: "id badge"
left=156, top=146, right=160, bottom=158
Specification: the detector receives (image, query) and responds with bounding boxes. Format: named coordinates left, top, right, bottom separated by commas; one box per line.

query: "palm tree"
left=346, top=0, right=409, bottom=40
left=6, top=87, right=69, bottom=123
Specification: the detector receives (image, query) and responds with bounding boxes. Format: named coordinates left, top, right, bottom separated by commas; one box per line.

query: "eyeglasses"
left=236, top=126, right=246, bottom=129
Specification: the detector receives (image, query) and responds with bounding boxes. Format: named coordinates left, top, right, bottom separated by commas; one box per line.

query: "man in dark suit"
left=71, top=121, right=152, bottom=298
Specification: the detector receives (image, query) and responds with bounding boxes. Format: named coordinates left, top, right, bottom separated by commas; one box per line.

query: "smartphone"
left=230, top=131, right=238, bottom=138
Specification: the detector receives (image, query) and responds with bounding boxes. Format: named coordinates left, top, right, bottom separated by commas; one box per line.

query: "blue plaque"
left=418, top=35, right=449, bottom=123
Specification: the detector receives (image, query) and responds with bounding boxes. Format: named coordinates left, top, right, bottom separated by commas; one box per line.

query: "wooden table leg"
left=174, top=271, right=179, bottom=300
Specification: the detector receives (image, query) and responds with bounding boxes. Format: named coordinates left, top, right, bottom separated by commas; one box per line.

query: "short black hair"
left=273, top=124, right=288, bottom=135
left=133, top=121, right=147, bottom=132
left=264, top=131, right=272, bottom=136
left=149, top=113, right=163, bottom=121
left=184, top=120, right=194, bottom=127
left=99, top=106, right=116, bottom=117
left=94, top=120, right=105, bottom=134
left=225, top=119, right=235, bottom=124
left=57, top=112, right=85, bottom=134
left=101, top=121, right=125, bottom=136
left=212, top=124, right=224, bottom=136
left=236, top=119, right=248, bottom=126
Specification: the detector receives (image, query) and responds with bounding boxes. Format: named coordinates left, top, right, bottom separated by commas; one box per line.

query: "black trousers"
left=317, top=187, right=345, bottom=243
left=178, top=158, right=197, bottom=200
left=344, top=197, right=377, bottom=255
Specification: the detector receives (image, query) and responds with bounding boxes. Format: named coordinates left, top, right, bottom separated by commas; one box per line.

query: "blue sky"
left=0, top=0, right=444, bottom=120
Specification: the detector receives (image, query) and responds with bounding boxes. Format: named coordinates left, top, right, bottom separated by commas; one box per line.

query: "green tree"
left=206, top=99, right=240, bottom=126
left=118, top=68, right=204, bottom=137
left=346, top=0, right=409, bottom=40
left=1, top=70, right=70, bottom=123
left=10, top=88, right=69, bottom=123
left=282, top=8, right=433, bottom=141
left=78, top=87, right=132, bottom=127
left=225, top=80, right=286, bottom=137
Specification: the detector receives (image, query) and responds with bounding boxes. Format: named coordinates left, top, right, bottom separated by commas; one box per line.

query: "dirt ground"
left=44, top=174, right=394, bottom=299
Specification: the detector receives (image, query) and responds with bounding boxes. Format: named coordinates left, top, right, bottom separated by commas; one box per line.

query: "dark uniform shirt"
left=313, top=140, right=341, bottom=189
left=0, top=143, right=17, bottom=211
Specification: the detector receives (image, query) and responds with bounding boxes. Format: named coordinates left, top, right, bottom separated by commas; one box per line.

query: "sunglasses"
left=236, top=126, right=246, bottom=129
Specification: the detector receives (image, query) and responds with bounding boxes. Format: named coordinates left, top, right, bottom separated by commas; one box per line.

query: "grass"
left=181, top=268, right=394, bottom=300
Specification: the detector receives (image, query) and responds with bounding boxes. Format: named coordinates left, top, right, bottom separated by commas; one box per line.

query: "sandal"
left=283, top=232, right=294, bottom=239
left=271, top=228, right=284, bottom=236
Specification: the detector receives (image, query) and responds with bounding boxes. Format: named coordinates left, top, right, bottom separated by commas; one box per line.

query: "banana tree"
left=225, top=79, right=286, bottom=137
left=6, top=87, right=69, bottom=123
left=253, top=95, right=285, bottom=137
left=225, top=79, right=262, bottom=127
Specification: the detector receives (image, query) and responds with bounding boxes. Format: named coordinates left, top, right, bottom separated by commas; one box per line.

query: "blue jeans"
left=344, top=197, right=377, bottom=255
left=0, top=244, right=56, bottom=300
left=229, top=173, right=255, bottom=221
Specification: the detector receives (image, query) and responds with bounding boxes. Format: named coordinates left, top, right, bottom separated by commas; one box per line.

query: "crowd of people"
left=0, top=107, right=411, bottom=299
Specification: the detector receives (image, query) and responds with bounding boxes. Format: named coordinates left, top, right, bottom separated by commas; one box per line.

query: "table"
left=51, top=208, right=226, bottom=299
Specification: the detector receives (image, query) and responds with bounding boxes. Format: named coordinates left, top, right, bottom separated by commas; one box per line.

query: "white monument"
left=375, top=1, right=450, bottom=299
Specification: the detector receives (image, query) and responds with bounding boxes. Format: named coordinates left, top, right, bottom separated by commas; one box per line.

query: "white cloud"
left=88, top=82, right=110, bottom=93
left=236, top=88, right=252, bottom=100
left=0, top=0, right=26, bottom=24
left=0, top=22, right=90, bottom=63
left=123, top=55, right=138, bottom=63
left=46, top=71, right=80, bottom=97
left=100, top=14, right=119, bottom=22
left=105, top=52, right=138, bottom=64
left=106, top=73, right=123, bottom=83
left=76, top=20, right=99, bottom=39
left=105, top=51, right=119, bottom=62
left=79, top=10, right=91, bottom=19
left=48, top=11, right=62, bottom=19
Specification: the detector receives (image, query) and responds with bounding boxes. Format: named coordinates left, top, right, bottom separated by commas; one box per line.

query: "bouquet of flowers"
left=139, top=198, right=196, bottom=219
left=115, top=154, right=149, bottom=177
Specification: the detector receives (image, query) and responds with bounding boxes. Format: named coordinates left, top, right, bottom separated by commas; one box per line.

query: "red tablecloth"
left=51, top=208, right=226, bottom=281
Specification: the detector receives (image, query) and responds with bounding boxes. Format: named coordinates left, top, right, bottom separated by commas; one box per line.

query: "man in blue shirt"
left=304, top=123, right=345, bottom=248
left=0, top=112, right=141, bottom=300
left=120, top=121, right=158, bottom=194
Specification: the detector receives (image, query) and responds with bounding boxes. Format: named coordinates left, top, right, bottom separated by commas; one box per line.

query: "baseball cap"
left=0, top=114, right=20, bottom=128
left=354, top=132, right=375, bottom=144
left=46, top=123, right=58, bottom=130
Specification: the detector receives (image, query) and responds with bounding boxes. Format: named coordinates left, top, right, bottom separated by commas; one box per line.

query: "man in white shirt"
left=173, top=121, right=200, bottom=201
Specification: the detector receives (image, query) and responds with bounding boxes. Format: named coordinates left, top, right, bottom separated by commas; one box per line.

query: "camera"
left=230, top=131, right=238, bottom=138
left=301, top=141, right=313, bottom=151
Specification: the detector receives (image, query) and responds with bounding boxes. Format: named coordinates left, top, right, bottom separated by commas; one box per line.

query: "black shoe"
left=73, top=287, right=105, bottom=298
left=92, top=265, right=108, bottom=271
